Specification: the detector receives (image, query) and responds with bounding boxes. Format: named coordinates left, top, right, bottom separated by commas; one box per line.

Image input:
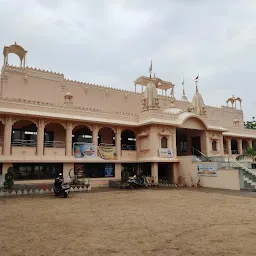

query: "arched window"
left=161, top=137, right=168, bottom=148
left=212, top=140, right=217, bottom=151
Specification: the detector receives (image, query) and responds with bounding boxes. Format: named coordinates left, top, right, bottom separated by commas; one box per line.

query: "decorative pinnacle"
left=195, top=80, right=198, bottom=92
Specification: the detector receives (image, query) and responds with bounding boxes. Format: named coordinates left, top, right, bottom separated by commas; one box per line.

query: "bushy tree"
left=237, top=145, right=256, bottom=168
left=244, top=117, right=256, bottom=130
left=4, top=167, right=15, bottom=189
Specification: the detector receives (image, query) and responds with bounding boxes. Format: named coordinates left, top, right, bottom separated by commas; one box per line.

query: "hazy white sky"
left=0, top=0, right=255, bottom=121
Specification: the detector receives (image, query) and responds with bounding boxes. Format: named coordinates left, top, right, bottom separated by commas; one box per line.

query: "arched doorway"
left=98, top=127, right=115, bottom=146
left=72, top=125, right=92, bottom=144
left=12, top=120, right=37, bottom=147
left=44, top=123, right=66, bottom=148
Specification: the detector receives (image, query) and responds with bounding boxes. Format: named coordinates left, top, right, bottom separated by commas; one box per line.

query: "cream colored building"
left=0, top=42, right=256, bottom=190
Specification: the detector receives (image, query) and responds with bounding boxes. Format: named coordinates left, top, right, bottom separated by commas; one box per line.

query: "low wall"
left=178, top=156, right=240, bottom=190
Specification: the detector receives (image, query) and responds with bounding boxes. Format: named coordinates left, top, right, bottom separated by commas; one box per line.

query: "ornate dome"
left=191, top=91, right=206, bottom=115
left=164, top=108, right=182, bottom=114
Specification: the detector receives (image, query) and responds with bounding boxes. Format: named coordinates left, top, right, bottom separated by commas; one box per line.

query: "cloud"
left=0, top=0, right=255, bottom=120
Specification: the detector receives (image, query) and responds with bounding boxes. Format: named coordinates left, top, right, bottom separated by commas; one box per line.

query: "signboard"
left=159, top=148, right=173, bottom=158
left=104, top=164, right=114, bottom=177
left=73, top=143, right=96, bottom=158
left=98, top=146, right=117, bottom=160
left=197, top=163, right=217, bottom=176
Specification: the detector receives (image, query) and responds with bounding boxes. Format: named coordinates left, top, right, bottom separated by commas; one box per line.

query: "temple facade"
left=0, top=42, right=256, bottom=189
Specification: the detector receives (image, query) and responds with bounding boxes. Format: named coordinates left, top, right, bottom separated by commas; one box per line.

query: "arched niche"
left=181, top=117, right=207, bottom=130
left=72, top=125, right=92, bottom=144
left=12, top=120, right=37, bottom=146
left=98, top=127, right=115, bottom=146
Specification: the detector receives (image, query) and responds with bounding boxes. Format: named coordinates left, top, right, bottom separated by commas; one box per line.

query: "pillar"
left=151, top=162, right=158, bottom=184
left=63, top=163, right=74, bottom=182
left=116, top=127, right=121, bottom=158
left=93, top=124, right=99, bottom=146
left=3, top=117, right=12, bottom=156
left=238, top=139, right=243, bottom=155
left=37, top=120, right=45, bottom=156
left=65, top=122, right=72, bottom=156
left=173, top=163, right=179, bottom=184
left=227, top=138, right=232, bottom=156
left=248, top=140, right=252, bottom=148
left=172, top=129, right=177, bottom=157
left=115, top=163, right=121, bottom=180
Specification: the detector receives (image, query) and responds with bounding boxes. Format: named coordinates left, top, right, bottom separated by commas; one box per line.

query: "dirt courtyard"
left=1, top=189, right=256, bottom=256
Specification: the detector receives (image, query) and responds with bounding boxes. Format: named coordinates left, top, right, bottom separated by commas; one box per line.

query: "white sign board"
left=159, top=148, right=173, bottom=158
left=197, top=163, right=217, bottom=176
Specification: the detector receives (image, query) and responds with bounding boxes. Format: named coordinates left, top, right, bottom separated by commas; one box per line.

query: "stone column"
left=93, top=124, right=99, bottom=146
left=115, top=127, right=121, bottom=158
left=151, top=162, right=158, bottom=184
left=3, top=117, right=12, bottom=156
left=172, top=163, right=179, bottom=184
left=115, top=163, right=121, bottom=180
left=172, top=129, right=177, bottom=157
left=65, top=122, right=73, bottom=156
left=238, top=139, right=243, bottom=155
left=37, top=120, right=45, bottom=156
left=248, top=140, right=253, bottom=148
left=227, top=138, right=232, bottom=156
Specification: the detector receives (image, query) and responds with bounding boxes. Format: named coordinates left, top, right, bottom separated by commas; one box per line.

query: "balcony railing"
left=231, top=150, right=239, bottom=155
left=121, top=144, right=136, bottom=150
left=11, top=139, right=36, bottom=147
left=44, top=141, right=66, bottom=148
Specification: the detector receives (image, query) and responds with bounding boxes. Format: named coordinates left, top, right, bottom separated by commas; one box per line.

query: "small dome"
left=65, top=92, right=72, bottom=96
left=164, top=108, right=182, bottom=114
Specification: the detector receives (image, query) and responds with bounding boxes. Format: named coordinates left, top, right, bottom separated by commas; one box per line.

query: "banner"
left=197, top=163, right=217, bottom=176
left=73, top=143, right=96, bottom=158
left=104, top=164, right=115, bottom=177
left=159, top=148, right=173, bottom=158
left=98, top=146, right=117, bottom=160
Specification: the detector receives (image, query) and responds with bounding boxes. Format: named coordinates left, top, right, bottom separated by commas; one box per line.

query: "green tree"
left=4, top=167, right=15, bottom=189
left=244, top=117, right=256, bottom=129
left=236, top=144, right=256, bottom=168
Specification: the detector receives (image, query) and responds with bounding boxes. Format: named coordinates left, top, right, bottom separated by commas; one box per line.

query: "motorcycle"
left=53, top=182, right=70, bottom=198
left=127, top=173, right=149, bottom=189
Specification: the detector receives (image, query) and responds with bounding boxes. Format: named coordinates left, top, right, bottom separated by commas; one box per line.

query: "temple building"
left=0, top=42, right=256, bottom=190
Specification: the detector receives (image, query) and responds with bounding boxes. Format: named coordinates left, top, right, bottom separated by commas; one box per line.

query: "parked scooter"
left=127, top=172, right=149, bottom=189
left=54, top=182, right=70, bottom=198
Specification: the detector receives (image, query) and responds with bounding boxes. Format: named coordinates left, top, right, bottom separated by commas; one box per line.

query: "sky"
left=0, top=0, right=255, bottom=121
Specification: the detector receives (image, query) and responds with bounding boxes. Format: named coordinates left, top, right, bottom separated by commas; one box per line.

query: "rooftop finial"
left=182, top=77, right=185, bottom=95
left=194, top=74, right=199, bottom=92
left=149, top=60, right=152, bottom=79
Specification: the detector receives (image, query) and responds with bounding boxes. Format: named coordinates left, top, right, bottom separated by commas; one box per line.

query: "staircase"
left=192, top=148, right=256, bottom=191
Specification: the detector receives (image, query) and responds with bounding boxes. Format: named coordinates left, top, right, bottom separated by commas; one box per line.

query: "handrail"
left=121, top=144, right=136, bottom=150
left=227, top=157, right=256, bottom=177
left=12, top=139, right=36, bottom=147
left=44, top=141, right=66, bottom=148
left=192, top=147, right=209, bottom=159
left=99, top=143, right=115, bottom=147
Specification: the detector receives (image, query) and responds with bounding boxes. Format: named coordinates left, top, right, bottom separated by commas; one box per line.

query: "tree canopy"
left=244, top=117, right=256, bottom=130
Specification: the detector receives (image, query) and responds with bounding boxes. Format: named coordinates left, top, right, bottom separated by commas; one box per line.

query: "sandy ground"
left=1, top=189, right=256, bottom=256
